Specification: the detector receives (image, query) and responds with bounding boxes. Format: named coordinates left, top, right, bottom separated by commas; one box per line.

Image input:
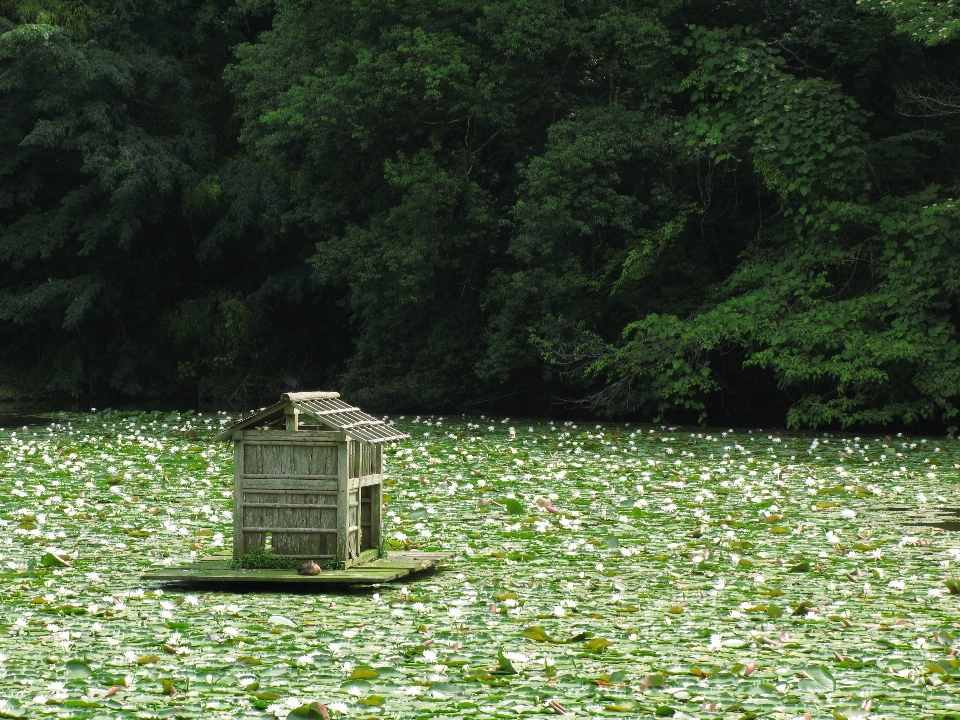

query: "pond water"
left=0, top=413, right=54, bottom=430
left=887, top=505, right=960, bottom=532
left=0, top=411, right=958, bottom=719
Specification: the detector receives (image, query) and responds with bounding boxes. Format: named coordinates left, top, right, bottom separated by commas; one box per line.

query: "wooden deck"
left=141, top=551, right=452, bottom=587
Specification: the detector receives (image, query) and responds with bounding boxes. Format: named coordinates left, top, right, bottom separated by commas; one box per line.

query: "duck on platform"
left=297, top=560, right=321, bottom=576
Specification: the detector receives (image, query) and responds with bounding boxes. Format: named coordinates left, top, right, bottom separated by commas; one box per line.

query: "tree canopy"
left=2, top=0, right=959, bottom=428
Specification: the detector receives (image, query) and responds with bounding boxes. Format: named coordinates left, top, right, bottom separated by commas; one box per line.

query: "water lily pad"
left=65, top=659, right=93, bottom=679
left=494, top=649, right=518, bottom=674
left=0, top=699, right=23, bottom=718
left=268, top=615, right=297, bottom=628
left=40, top=551, right=70, bottom=567
left=800, top=665, right=836, bottom=692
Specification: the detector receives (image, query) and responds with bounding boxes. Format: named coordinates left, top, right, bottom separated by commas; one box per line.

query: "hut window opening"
left=360, top=486, right=374, bottom=551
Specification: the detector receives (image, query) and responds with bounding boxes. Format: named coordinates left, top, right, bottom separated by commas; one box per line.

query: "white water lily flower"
left=327, top=702, right=349, bottom=713
left=264, top=703, right=288, bottom=719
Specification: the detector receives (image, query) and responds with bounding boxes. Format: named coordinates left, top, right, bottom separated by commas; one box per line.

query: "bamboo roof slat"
left=213, top=392, right=409, bottom=443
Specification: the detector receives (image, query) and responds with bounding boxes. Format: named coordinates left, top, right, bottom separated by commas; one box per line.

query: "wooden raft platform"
left=142, top=551, right=452, bottom=586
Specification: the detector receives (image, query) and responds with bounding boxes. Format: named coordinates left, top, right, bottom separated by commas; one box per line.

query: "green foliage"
left=544, top=8, right=960, bottom=428
left=163, top=291, right=264, bottom=400
left=227, top=0, right=686, bottom=408
left=0, top=0, right=98, bottom=38
left=858, top=0, right=960, bottom=45
left=678, top=26, right=868, bottom=201
left=229, top=547, right=298, bottom=570
left=1, top=0, right=960, bottom=429
left=0, top=0, right=302, bottom=403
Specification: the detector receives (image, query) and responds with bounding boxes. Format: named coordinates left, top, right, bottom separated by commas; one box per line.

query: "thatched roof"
left=213, top=391, right=409, bottom=444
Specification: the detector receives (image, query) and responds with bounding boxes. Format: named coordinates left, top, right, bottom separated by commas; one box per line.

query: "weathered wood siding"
left=234, top=430, right=341, bottom=560
left=231, top=428, right=386, bottom=566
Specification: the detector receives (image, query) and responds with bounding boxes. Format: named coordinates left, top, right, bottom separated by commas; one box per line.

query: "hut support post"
left=336, top=439, right=349, bottom=565
left=284, top=407, right=300, bottom=431
left=232, top=431, right=244, bottom=561
left=368, top=482, right=382, bottom=554
left=369, top=444, right=383, bottom=553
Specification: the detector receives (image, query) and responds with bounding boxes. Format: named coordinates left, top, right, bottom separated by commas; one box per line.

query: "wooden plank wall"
left=232, top=429, right=385, bottom=567
left=235, top=430, right=340, bottom=560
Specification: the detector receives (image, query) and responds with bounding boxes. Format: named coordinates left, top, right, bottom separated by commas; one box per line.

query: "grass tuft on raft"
left=228, top=547, right=298, bottom=570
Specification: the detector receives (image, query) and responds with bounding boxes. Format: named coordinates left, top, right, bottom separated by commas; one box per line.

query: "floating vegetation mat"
left=0, top=411, right=959, bottom=718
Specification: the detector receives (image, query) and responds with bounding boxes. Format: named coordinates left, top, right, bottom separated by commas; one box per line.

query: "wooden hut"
left=213, top=392, right=409, bottom=568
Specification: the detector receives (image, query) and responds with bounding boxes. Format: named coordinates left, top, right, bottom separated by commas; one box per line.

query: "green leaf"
left=289, top=703, right=330, bottom=718
left=504, top=499, right=524, bottom=515
left=61, top=700, right=101, bottom=708
left=584, top=637, right=612, bottom=653
left=605, top=700, right=641, bottom=712
left=496, top=649, right=518, bottom=674
left=0, top=699, right=23, bottom=718
left=65, top=659, right=93, bottom=679
left=268, top=615, right=297, bottom=628
left=522, top=626, right=548, bottom=642
left=40, top=552, right=70, bottom=568
left=800, top=665, right=836, bottom=692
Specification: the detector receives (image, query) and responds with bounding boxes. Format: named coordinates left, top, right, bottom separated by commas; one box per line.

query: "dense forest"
left=1, top=0, right=959, bottom=428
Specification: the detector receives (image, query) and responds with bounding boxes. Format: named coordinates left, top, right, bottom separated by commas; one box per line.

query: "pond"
left=0, top=408, right=57, bottom=431
left=0, top=411, right=958, bottom=719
